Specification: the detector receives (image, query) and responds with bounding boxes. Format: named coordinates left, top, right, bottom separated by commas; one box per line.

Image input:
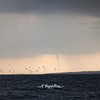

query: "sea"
left=0, top=74, right=100, bottom=100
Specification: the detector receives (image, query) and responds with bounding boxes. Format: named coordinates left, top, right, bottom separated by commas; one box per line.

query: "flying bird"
left=0, top=69, right=4, bottom=73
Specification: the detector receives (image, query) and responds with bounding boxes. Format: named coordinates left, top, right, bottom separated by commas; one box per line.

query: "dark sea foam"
left=0, top=74, right=100, bottom=100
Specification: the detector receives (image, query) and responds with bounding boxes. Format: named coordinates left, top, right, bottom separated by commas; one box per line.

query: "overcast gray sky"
left=0, top=0, right=100, bottom=16
left=0, top=0, right=100, bottom=58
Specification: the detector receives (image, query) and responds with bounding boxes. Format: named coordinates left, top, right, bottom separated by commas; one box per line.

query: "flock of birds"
left=24, top=66, right=49, bottom=73
left=0, top=64, right=57, bottom=74
left=0, top=55, right=60, bottom=74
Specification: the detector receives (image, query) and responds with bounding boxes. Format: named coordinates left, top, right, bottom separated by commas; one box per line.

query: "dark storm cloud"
left=0, top=0, right=100, bottom=17
left=0, top=0, right=100, bottom=58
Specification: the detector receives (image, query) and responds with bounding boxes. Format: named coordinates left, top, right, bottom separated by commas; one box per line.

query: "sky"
left=0, top=0, right=100, bottom=74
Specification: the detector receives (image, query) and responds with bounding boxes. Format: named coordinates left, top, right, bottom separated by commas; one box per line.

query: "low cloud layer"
left=0, top=13, right=100, bottom=58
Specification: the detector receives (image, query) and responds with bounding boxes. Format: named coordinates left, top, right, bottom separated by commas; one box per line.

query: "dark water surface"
left=0, top=74, right=100, bottom=100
